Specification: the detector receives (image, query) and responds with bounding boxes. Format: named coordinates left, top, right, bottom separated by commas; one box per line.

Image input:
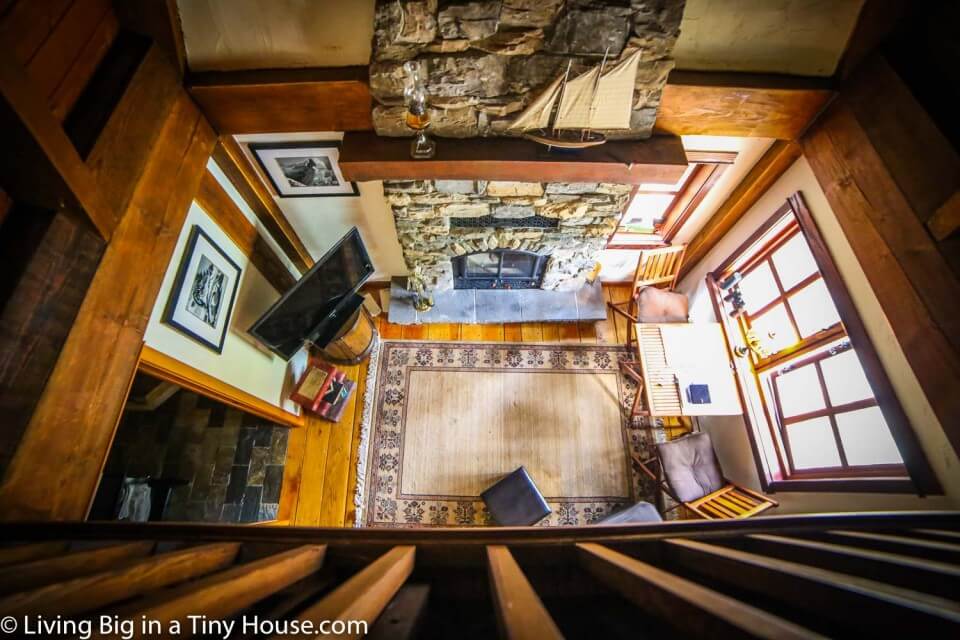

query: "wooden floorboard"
left=282, top=285, right=633, bottom=526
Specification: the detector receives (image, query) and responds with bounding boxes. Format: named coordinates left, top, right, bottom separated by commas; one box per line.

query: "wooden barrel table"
left=317, top=306, right=378, bottom=364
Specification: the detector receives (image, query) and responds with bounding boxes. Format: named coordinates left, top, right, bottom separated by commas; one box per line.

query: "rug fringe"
left=352, top=334, right=383, bottom=527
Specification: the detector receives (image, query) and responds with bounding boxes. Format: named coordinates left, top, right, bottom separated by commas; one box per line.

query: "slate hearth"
left=387, top=276, right=607, bottom=324
left=94, top=386, right=286, bottom=524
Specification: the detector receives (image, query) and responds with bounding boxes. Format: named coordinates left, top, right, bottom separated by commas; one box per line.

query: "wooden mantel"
left=338, top=132, right=689, bottom=185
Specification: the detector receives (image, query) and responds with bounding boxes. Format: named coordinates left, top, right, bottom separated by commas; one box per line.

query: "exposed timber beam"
left=339, top=132, right=689, bottom=184
left=655, top=71, right=834, bottom=140
left=195, top=169, right=296, bottom=293
left=188, top=67, right=833, bottom=141
left=679, top=140, right=801, bottom=281
left=188, top=67, right=372, bottom=134
left=211, top=137, right=313, bottom=274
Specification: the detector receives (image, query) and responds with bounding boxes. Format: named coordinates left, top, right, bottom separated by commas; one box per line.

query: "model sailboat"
left=508, top=49, right=642, bottom=149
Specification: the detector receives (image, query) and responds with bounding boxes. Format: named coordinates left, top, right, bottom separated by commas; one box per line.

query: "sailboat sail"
left=552, top=66, right=600, bottom=129
left=506, top=75, right=563, bottom=131
left=510, top=49, right=642, bottom=133
left=587, top=49, right=642, bottom=129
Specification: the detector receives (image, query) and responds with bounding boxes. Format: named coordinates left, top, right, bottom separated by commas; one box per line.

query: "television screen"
left=249, top=227, right=374, bottom=360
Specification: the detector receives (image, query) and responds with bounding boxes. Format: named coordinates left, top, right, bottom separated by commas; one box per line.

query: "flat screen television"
left=249, top=227, right=374, bottom=360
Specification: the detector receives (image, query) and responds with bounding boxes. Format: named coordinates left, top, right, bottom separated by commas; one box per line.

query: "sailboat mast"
left=551, top=60, right=573, bottom=138
left=583, top=47, right=610, bottom=141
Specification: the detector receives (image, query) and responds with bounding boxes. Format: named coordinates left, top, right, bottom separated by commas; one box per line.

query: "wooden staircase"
left=1, top=512, right=958, bottom=638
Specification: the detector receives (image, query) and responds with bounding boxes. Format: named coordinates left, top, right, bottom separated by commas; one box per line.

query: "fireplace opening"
left=452, top=250, right=547, bottom=290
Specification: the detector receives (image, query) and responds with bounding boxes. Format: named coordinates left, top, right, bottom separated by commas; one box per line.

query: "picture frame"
left=249, top=141, right=359, bottom=198
left=162, top=226, right=242, bottom=353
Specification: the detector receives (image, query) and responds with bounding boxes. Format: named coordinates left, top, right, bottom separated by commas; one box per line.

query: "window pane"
left=500, top=252, right=536, bottom=277
left=787, top=417, right=842, bottom=470
left=621, top=193, right=674, bottom=231
left=739, top=262, right=779, bottom=314
left=820, top=349, right=874, bottom=406
left=751, top=303, right=799, bottom=353
left=464, top=252, right=499, bottom=276
left=775, top=364, right=825, bottom=417
left=788, top=279, right=841, bottom=337
left=836, top=407, right=903, bottom=466
left=772, top=232, right=818, bottom=290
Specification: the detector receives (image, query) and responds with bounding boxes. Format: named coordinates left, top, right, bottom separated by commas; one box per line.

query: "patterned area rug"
left=355, top=341, right=666, bottom=528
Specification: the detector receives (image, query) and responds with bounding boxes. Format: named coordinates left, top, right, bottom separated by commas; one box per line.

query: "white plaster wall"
left=178, top=0, right=375, bottom=71
left=678, top=156, right=960, bottom=512
left=234, top=132, right=407, bottom=282
left=144, top=202, right=305, bottom=415
left=674, top=0, right=864, bottom=76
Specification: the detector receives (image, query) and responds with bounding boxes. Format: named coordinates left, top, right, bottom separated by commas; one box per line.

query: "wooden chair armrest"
left=729, top=482, right=779, bottom=507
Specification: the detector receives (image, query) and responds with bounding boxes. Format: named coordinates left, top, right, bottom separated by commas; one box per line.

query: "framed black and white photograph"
left=249, top=141, right=359, bottom=198
left=162, top=226, right=242, bottom=353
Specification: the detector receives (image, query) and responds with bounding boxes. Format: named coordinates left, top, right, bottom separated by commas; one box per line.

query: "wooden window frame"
left=707, top=192, right=941, bottom=495
left=607, top=151, right=735, bottom=249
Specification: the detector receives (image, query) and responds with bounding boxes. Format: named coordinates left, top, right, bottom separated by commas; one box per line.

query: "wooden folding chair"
left=630, top=432, right=778, bottom=520
left=619, top=359, right=648, bottom=420
left=608, top=244, right=686, bottom=350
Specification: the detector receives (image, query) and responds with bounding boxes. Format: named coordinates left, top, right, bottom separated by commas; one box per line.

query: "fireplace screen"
left=452, top=250, right=547, bottom=289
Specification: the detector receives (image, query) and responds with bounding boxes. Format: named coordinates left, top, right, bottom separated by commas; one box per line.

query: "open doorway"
left=89, top=371, right=288, bottom=523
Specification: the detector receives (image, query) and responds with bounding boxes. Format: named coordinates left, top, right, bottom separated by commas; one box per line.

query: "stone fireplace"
left=369, top=0, right=685, bottom=140
left=385, top=179, right=632, bottom=294
left=452, top=249, right=548, bottom=289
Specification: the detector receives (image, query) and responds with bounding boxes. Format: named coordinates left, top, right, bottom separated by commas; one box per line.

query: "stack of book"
left=290, top=359, right=356, bottom=423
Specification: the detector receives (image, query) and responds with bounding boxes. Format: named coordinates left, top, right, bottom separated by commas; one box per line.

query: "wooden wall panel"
left=0, top=207, right=104, bottom=479
left=85, top=44, right=181, bottom=222
left=0, top=48, right=114, bottom=239
left=802, top=61, right=960, bottom=458
left=1, top=0, right=120, bottom=121
left=0, top=93, right=216, bottom=521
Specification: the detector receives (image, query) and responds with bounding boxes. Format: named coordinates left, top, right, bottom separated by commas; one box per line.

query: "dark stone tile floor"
left=97, top=388, right=287, bottom=524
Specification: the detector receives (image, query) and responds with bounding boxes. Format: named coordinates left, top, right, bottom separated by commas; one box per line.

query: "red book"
left=291, top=361, right=338, bottom=412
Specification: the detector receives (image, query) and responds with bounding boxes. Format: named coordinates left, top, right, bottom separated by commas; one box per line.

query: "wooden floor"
left=278, top=284, right=657, bottom=527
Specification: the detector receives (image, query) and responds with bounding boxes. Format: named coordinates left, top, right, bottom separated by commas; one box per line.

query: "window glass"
left=739, top=262, right=779, bottom=314
left=775, top=364, right=825, bottom=417
left=772, top=232, right=818, bottom=289
left=789, top=279, right=841, bottom=337
left=750, top=304, right=798, bottom=353
left=820, top=349, right=873, bottom=406
left=500, top=252, right=536, bottom=278
left=836, top=407, right=903, bottom=466
left=636, top=164, right=696, bottom=192
left=621, top=193, right=674, bottom=232
left=464, top=252, right=499, bottom=276
left=787, top=417, right=842, bottom=469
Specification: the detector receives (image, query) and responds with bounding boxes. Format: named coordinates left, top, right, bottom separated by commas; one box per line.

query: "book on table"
left=290, top=359, right=355, bottom=422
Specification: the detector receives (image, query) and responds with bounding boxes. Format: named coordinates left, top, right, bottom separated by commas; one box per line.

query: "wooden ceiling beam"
left=339, top=132, right=689, bottom=184
left=195, top=168, right=297, bottom=293
left=211, top=137, right=314, bottom=274
left=188, top=67, right=372, bottom=134
left=655, top=71, right=834, bottom=140
left=187, top=67, right=833, bottom=141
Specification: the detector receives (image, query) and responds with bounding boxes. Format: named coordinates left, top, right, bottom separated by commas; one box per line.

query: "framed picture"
left=162, top=226, right=242, bottom=353
left=249, top=141, right=359, bottom=198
